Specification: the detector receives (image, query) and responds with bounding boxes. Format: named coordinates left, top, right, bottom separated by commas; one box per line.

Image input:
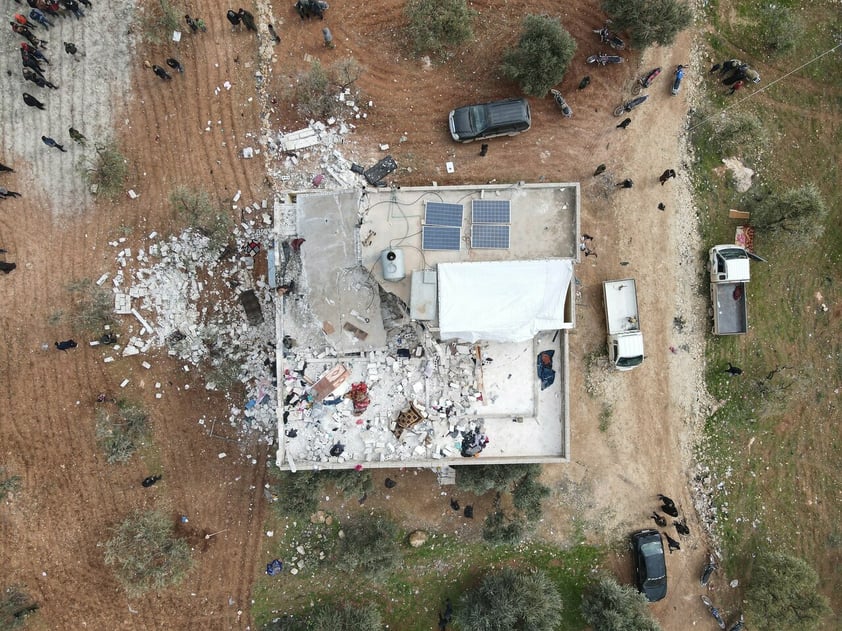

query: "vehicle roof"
left=485, top=98, right=530, bottom=125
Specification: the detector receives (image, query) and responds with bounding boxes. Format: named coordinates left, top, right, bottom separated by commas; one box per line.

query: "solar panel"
left=422, top=226, right=462, bottom=250
left=472, top=199, right=511, bottom=224
left=424, top=202, right=463, bottom=227
left=471, top=225, right=510, bottom=249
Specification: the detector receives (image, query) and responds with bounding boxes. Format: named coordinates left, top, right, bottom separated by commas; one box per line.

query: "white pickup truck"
left=603, top=279, right=644, bottom=371
left=708, top=244, right=765, bottom=335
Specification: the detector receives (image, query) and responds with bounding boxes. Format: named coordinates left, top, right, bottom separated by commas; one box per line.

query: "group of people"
left=711, top=58, right=761, bottom=95
left=9, top=0, right=91, bottom=153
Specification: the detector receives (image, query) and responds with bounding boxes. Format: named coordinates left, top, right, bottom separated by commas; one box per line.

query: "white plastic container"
left=380, top=248, right=406, bottom=281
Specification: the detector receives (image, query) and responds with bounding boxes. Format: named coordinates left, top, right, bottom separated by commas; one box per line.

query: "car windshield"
left=617, top=355, right=643, bottom=368
left=719, top=248, right=746, bottom=260
left=470, top=107, right=487, bottom=133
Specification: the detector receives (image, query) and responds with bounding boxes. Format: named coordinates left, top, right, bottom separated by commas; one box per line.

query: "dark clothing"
left=238, top=8, right=256, bottom=31
left=23, top=92, right=45, bottom=109
left=42, top=136, right=66, bottom=151
left=268, top=23, right=280, bottom=43
left=659, top=169, right=676, bottom=185
left=479, top=143, right=488, bottom=157
left=142, top=474, right=162, bottom=488
left=69, top=127, right=86, bottom=143
left=0, top=163, right=14, bottom=173
left=617, top=117, right=631, bottom=129
left=24, top=69, right=57, bottom=89
left=593, top=164, right=606, bottom=176
left=152, top=65, right=171, bottom=80
left=0, top=261, right=17, bottom=274
left=226, top=9, right=240, bottom=26
left=166, top=58, right=183, bottom=72
left=617, top=179, right=633, bottom=188
left=63, top=41, right=77, bottom=55
left=185, top=14, right=199, bottom=32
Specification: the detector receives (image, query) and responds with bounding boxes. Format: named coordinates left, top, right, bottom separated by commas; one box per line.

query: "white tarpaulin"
left=437, top=259, right=573, bottom=342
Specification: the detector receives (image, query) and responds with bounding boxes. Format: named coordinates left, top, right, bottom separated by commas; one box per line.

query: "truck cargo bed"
left=711, top=282, right=747, bottom=335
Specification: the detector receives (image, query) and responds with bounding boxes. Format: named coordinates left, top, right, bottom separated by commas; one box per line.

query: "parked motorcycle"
left=593, top=26, right=625, bottom=50
left=613, top=94, right=648, bottom=117
left=294, top=0, right=328, bottom=18
left=550, top=89, right=572, bottom=118
left=631, top=67, right=661, bottom=95
left=700, top=553, right=717, bottom=586
left=671, top=64, right=686, bottom=95
left=701, top=595, right=727, bottom=630
left=727, top=614, right=745, bottom=631
left=587, top=53, right=624, bottom=66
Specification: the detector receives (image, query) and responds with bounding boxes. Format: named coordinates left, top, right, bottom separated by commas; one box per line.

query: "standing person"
left=21, top=41, right=49, bottom=64
left=63, top=41, right=79, bottom=55
left=69, top=127, right=87, bottom=144
left=479, top=143, right=489, bottom=157
left=23, top=92, right=46, bottom=110
left=616, top=117, right=631, bottom=129
left=41, top=135, right=67, bottom=152
left=616, top=179, right=633, bottom=189
left=184, top=14, right=199, bottom=32
left=729, top=79, right=744, bottom=95
left=29, top=8, right=53, bottom=28
left=152, top=65, right=172, bottom=80
left=0, top=163, right=14, bottom=173
left=0, top=187, right=22, bottom=198
left=267, top=23, right=280, bottom=44
left=23, top=68, right=57, bottom=89
left=238, top=8, right=256, bottom=31
left=659, top=169, right=676, bottom=185
left=226, top=9, right=241, bottom=29
left=13, top=13, right=37, bottom=30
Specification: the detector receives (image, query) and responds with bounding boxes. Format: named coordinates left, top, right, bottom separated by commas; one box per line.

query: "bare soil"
left=0, top=0, right=718, bottom=628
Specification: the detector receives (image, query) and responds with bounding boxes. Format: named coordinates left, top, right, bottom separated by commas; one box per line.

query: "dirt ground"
left=1, top=0, right=721, bottom=628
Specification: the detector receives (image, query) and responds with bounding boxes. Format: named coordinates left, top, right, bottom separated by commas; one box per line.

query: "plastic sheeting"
left=437, top=260, right=573, bottom=342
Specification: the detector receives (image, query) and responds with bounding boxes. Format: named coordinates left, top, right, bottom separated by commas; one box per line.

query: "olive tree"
left=455, top=567, right=563, bottom=631
left=264, top=603, right=383, bottom=631
left=581, top=575, right=662, bottom=631
left=501, top=15, right=577, bottom=97
left=746, top=551, right=830, bottom=631
left=104, top=509, right=193, bottom=597
left=749, top=183, right=828, bottom=237
left=405, top=0, right=474, bottom=57
left=601, top=0, right=691, bottom=49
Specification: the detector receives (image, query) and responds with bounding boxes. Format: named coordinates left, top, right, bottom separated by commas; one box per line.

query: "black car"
left=448, top=98, right=531, bottom=143
left=631, top=529, right=667, bottom=602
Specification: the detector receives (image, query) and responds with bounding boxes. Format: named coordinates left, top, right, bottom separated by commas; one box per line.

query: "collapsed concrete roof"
left=274, top=182, right=580, bottom=471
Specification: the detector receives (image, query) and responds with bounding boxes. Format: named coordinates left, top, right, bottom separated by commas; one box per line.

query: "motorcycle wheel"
left=613, top=103, right=627, bottom=117
left=631, top=82, right=642, bottom=95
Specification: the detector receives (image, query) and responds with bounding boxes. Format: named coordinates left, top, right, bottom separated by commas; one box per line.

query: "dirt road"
left=0, top=0, right=715, bottom=628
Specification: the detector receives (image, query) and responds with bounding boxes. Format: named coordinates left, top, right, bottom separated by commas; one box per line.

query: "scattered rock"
left=310, top=510, right=327, bottom=524
left=408, top=530, right=428, bottom=548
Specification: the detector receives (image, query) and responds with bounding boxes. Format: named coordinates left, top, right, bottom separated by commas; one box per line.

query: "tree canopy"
left=455, top=567, right=564, bottom=631
left=264, top=603, right=383, bottom=631
left=405, top=0, right=474, bottom=57
left=746, top=551, right=830, bottom=631
left=104, top=509, right=193, bottom=597
left=749, top=183, right=828, bottom=238
left=601, top=0, right=692, bottom=49
left=501, top=15, right=577, bottom=97
left=581, top=575, right=662, bottom=631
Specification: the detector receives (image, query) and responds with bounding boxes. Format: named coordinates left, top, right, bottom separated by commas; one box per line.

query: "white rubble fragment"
left=141, top=361, right=151, bottom=369
left=218, top=452, right=227, bottom=459
left=119, top=379, right=130, bottom=388
left=96, top=273, right=110, bottom=286
left=128, top=189, right=139, bottom=199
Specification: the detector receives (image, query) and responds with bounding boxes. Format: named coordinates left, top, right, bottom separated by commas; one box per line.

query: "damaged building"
left=272, top=182, right=580, bottom=471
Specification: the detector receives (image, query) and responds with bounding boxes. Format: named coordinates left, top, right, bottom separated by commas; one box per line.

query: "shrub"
left=293, top=61, right=336, bottom=119
left=501, top=15, right=577, bottom=97
left=272, top=471, right=322, bottom=518
left=95, top=400, right=150, bottom=464
left=455, top=463, right=541, bottom=495
left=0, top=586, right=38, bottom=630
left=337, top=514, right=400, bottom=577
left=321, top=469, right=373, bottom=499
left=482, top=510, right=526, bottom=544
left=700, top=109, right=768, bottom=161
left=169, top=186, right=233, bottom=252
left=0, top=468, right=22, bottom=502
left=601, top=0, right=692, bottom=50
left=455, top=567, right=563, bottom=631
left=405, top=0, right=474, bottom=57
left=66, top=278, right=115, bottom=333
left=84, top=143, right=128, bottom=200
left=581, top=575, right=662, bottom=631
left=746, top=551, right=830, bottom=631
left=265, top=602, right=383, bottom=631
left=104, top=509, right=193, bottom=597
left=749, top=183, right=828, bottom=238
left=753, top=4, right=803, bottom=56
left=142, top=0, right=183, bottom=44
left=511, top=474, right=551, bottom=522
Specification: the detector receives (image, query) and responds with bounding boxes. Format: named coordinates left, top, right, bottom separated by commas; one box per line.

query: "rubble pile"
left=281, top=337, right=496, bottom=465
left=107, top=201, right=280, bottom=440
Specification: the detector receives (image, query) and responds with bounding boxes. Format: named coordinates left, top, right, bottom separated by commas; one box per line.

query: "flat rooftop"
left=274, top=183, right=580, bottom=470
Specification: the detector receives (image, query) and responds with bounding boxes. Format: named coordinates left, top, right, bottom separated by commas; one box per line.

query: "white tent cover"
left=437, top=259, right=573, bottom=343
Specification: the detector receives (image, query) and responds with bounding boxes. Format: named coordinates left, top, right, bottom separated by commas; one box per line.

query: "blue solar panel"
left=422, top=226, right=461, bottom=250
left=424, top=202, right=463, bottom=227
left=472, top=199, right=511, bottom=224
left=471, top=225, right=510, bottom=249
